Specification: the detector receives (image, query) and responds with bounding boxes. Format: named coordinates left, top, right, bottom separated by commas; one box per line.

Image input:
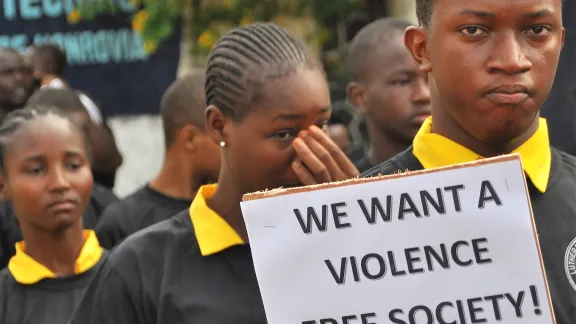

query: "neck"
left=430, top=105, right=539, bottom=157
left=149, top=150, right=203, bottom=200
left=21, top=221, right=85, bottom=277
left=366, top=121, right=411, bottom=165
left=205, top=167, right=248, bottom=241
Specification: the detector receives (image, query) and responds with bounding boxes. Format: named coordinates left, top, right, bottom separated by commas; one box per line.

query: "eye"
left=525, top=25, right=552, bottom=36
left=66, top=161, right=83, bottom=171
left=272, top=130, right=297, bottom=142
left=392, top=78, right=412, bottom=86
left=25, top=165, right=44, bottom=175
left=460, top=26, right=487, bottom=36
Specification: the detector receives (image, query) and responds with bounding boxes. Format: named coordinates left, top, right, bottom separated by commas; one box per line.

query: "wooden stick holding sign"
left=241, top=154, right=555, bottom=324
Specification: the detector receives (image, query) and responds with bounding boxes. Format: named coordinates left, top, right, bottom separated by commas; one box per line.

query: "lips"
left=485, top=84, right=531, bottom=105
left=46, top=199, right=79, bottom=212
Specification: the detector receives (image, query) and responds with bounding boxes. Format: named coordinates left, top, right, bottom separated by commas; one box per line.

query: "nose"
left=48, top=167, right=71, bottom=192
left=412, top=77, right=431, bottom=105
left=487, top=31, right=532, bottom=75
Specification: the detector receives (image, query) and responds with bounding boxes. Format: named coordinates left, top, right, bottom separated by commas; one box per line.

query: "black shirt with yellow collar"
left=362, top=117, right=576, bottom=324
left=69, top=184, right=267, bottom=324
left=0, top=230, right=106, bottom=324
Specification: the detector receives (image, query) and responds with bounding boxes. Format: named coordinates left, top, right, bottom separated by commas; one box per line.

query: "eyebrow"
left=273, top=107, right=331, bottom=121
left=457, top=10, right=495, bottom=18
left=522, top=9, right=554, bottom=18
left=20, top=151, right=82, bottom=162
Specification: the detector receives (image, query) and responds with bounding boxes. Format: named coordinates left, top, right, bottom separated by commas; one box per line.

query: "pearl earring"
left=220, top=141, right=226, bottom=147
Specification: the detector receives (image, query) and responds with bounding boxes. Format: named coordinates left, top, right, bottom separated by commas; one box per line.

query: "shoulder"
left=98, top=187, right=148, bottom=221
left=360, top=147, right=422, bottom=178
left=106, top=211, right=195, bottom=274
left=91, top=184, right=119, bottom=208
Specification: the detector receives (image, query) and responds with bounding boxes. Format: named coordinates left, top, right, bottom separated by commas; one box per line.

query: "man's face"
left=362, top=35, right=431, bottom=143
left=0, top=50, right=34, bottom=108
left=418, top=0, right=564, bottom=143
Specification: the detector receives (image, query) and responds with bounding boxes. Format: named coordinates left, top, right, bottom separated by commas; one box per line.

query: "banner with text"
left=241, top=155, right=554, bottom=324
left=0, top=0, right=181, bottom=115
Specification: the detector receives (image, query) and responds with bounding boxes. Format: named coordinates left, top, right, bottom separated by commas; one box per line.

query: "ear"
left=405, top=26, right=432, bottom=73
left=346, top=81, right=368, bottom=114
left=205, top=105, right=230, bottom=146
left=561, top=27, right=566, bottom=49
left=178, top=125, right=203, bottom=152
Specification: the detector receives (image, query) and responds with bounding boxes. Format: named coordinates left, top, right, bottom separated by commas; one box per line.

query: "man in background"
left=346, top=18, right=431, bottom=173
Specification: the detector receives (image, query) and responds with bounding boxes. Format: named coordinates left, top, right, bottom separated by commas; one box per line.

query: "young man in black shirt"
left=346, top=18, right=431, bottom=173
left=94, top=71, right=221, bottom=249
left=363, top=0, right=575, bottom=322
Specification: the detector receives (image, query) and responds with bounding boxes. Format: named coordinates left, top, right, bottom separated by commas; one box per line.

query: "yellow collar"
left=189, top=184, right=244, bottom=256
left=413, top=117, right=551, bottom=193
left=8, top=230, right=104, bottom=285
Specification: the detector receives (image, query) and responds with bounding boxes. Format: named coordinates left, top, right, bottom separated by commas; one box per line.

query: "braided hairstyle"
left=205, top=23, right=322, bottom=121
left=0, top=105, right=91, bottom=175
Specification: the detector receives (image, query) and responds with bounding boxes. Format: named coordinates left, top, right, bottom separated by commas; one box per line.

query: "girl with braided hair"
left=70, top=23, right=358, bottom=324
left=0, top=106, right=106, bottom=324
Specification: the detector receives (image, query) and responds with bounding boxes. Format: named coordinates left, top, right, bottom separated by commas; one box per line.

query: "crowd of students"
left=0, top=0, right=574, bottom=323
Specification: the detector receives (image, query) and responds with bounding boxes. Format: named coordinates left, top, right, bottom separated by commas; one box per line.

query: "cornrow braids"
left=205, top=23, right=321, bottom=120
left=0, top=105, right=91, bottom=174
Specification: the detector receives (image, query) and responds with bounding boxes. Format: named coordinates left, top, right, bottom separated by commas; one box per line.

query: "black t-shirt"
left=0, top=183, right=118, bottom=269
left=362, top=146, right=576, bottom=324
left=354, top=155, right=375, bottom=174
left=69, top=211, right=266, bottom=324
left=95, top=185, right=191, bottom=249
left=0, top=251, right=107, bottom=324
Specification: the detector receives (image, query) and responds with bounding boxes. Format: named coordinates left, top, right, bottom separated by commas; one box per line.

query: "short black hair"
left=0, top=105, right=90, bottom=174
left=205, top=22, right=321, bottom=121
left=27, top=43, right=67, bottom=76
left=160, top=71, right=207, bottom=148
left=346, top=18, right=413, bottom=82
left=27, top=88, right=88, bottom=115
left=416, top=0, right=565, bottom=28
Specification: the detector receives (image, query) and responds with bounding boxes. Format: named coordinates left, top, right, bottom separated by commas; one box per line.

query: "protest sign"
left=241, top=154, right=554, bottom=324
left=0, top=0, right=180, bottom=115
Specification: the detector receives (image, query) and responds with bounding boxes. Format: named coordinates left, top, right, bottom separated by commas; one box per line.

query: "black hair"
left=27, top=88, right=88, bottom=115
left=27, top=43, right=67, bottom=76
left=416, top=0, right=565, bottom=28
left=160, top=71, right=207, bottom=148
left=346, top=18, right=413, bottom=82
left=205, top=22, right=321, bottom=121
left=0, top=105, right=91, bottom=175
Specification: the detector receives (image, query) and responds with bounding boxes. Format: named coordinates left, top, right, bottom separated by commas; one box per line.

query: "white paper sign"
left=240, top=154, right=554, bottom=324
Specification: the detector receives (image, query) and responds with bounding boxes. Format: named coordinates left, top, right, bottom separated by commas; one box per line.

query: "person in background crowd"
left=363, top=0, right=575, bottom=323
left=26, top=44, right=122, bottom=189
left=346, top=18, right=431, bottom=173
left=95, top=71, right=221, bottom=249
left=327, top=103, right=355, bottom=155
left=0, top=106, right=107, bottom=324
left=0, top=48, right=36, bottom=121
left=69, top=23, right=358, bottom=324
left=27, top=87, right=123, bottom=190
left=25, top=44, right=102, bottom=125
left=327, top=123, right=351, bottom=153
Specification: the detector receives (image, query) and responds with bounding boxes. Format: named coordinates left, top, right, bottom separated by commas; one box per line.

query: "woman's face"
left=2, top=114, right=93, bottom=232
left=222, top=68, right=331, bottom=194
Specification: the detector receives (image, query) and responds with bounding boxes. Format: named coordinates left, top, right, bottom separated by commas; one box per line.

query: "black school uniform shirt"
left=95, top=185, right=192, bottom=249
left=0, top=183, right=118, bottom=269
left=0, top=230, right=106, bottom=324
left=69, top=184, right=267, bottom=324
left=362, top=117, right=576, bottom=324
